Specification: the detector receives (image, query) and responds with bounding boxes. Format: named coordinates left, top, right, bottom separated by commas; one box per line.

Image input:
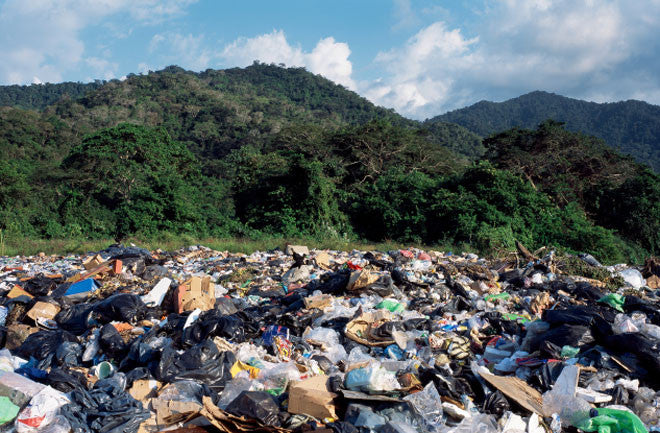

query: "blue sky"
left=1, top=0, right=659, bottom=119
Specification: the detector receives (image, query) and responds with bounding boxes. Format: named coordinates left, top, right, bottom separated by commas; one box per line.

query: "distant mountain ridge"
left=428, top=91, right=660, bottom=171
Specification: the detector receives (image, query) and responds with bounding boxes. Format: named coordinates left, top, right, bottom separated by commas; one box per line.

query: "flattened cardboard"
left=26, top=301, right=60, bottom=322
left=152, top=398, right=203, bottom=427
left=7, top=285, right=33, bottom=303
left=314, top=252, right=331, bottom=269
left=170, top=396, right=291, bottom=433
left=345, top=310, right=395, bottom=347
left=177, top=276, right=215, bottom=313
left=287, top=376, right=337, bottom=420
left=129, top=379, right=162, bottom=401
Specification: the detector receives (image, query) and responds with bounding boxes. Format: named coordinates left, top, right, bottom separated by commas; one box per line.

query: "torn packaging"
left=170, top=396, right=290, bottom=433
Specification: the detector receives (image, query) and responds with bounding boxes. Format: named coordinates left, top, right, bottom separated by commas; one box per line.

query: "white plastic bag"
left=16, top=387, right=70, bottom=433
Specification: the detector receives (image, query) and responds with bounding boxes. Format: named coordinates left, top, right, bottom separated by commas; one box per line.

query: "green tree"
left=61, top=123, right=208, bottom=239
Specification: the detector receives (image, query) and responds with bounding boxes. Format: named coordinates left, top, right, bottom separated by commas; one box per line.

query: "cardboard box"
left=177, top=276, right=215, bottom=313
left=287, top=376, right=337, bottom=420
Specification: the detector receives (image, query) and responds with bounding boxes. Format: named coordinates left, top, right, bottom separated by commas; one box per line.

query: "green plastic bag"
left=501, top=313, right=530, bottom=323
left=375, top=299, right=405, bottom=313
left=577, top=408, right=648, bottom=433
left=485, top=292, right=511, bottom=302
left=561, top=345, right=580, bottom=358
left=0, top=396, right=18, bottom=424
left=598, top=293, right=625, bottom=312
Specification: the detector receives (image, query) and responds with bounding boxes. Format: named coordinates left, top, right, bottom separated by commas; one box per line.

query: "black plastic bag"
left=59, top=372, right=150, bottom=433
left=418, top=366, right=477, bottom=402
left=182, top=311, right=245, bottom=346
left=327, top=421, right=360, bottom=433
left=572, top=283, right=605, bottom=303
left=47, top=367, right=88, bottom=393
left=124, top=367, right=153, bottom=388
left=17, top=330, right=78, bottom=360
left=99, top=324, right=127, bottom=358
left=531, top=362, right=565, bottom=391
left=529, top=324, right=594, bottom=352
left=539, top=341, right=563, bottom=359
left=156, top=340, right=235, bottom=391
left=624, top=296, right=660, bottom=325
left=543, top=307, right=596, bottom=327
left=483, top=391, right=510, bottom=417
left=93, top=293, right=146, bottom=324
left=226, top=391, right=283, bottom=426
left=55, top=341, right=82, bottom=367
left=99, top=244, right=152, bottom=261
left=315, top=271, right=350, bottom=294
left=604, top=333, right=660, bottom=387
left=22, top=275, right=57, bottom=296
left=56, top=304, right=95, bottom=335
left=124, top=332, right=172, bottom=367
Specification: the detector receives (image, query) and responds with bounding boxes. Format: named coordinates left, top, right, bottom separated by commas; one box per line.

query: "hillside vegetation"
left=1, top=65, right=659, bottom=263
left=429, top=90, right=660, bottom=170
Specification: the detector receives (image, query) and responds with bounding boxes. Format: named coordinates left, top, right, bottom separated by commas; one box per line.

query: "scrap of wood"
left=478, top=369, right=546, bottom=416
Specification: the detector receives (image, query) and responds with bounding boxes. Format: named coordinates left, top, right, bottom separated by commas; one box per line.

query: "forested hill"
left=428, top=91, right=660, bottom=171
left=0, top=81, right=103, bottom=110
left=0, top=64, right=481, bottom=161
left=2, top=64, right=659, bottom=264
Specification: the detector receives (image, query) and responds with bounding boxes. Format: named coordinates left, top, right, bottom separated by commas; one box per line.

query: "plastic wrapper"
left=0, top=349, right=27, bottom=372
left=303, top=327, right=347, bottom=363
left=157, top=380, right=204, bottom=403
left=217, top=378, right=256, bottom=409
left=614, top=314, right=640, bottom=334
left=403, top=382, right=444, bottom=432
left=445, top=414, right=498, bottom=433
left=542, top=390, right=592, bottom=427
left=345, top=364, right=399, bottom=392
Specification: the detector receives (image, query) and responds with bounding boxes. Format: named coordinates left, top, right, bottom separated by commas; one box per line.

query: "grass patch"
left=0, top=234, right=470, bottom=257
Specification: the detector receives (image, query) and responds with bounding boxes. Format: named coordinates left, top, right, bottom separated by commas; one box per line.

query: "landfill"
left=0, top=244, right=659, bottom=433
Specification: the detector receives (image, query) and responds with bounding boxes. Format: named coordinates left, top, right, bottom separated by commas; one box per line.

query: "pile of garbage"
left=0, top=243, right=659, bottom=433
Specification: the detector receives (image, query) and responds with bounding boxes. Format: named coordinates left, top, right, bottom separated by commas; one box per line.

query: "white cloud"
left=366, top=0, right=660, bottom=118
left=85, top=57, right=119, bottom=80
left=149, top=32, right=213, bottom=71
left=222, top=30, right=305, bottom=68
left=0, top=0, right=196, bottom=84
left=221, top=30, right=357, bottom=90
left=392, top=0, right=420, bottom=30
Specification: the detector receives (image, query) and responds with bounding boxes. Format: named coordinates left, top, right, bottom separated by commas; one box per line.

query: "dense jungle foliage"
left=1, top=64, right=659, bottom=263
